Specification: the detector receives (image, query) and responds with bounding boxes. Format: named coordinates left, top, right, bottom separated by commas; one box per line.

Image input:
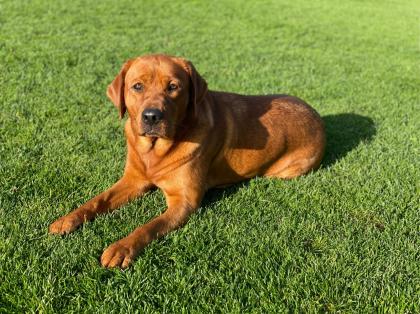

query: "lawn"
left=1, top=0, right=419, bottom=312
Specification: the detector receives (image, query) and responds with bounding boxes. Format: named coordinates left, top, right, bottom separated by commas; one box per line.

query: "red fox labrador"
left=49, top=54, right=325, bottom=268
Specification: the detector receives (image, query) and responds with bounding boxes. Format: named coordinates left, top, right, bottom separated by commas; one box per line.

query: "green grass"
left=1, top=0, right=419, bottom=312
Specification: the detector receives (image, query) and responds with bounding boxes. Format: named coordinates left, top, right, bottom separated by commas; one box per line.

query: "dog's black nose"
left=142, top=108, right=163, bottom=125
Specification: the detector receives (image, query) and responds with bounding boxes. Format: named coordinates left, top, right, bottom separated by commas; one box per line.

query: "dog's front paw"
left=100, top=240, right=137, bottom=269
left=49, top=214, right=82, bottom=235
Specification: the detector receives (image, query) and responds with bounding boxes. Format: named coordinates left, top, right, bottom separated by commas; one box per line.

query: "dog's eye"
left=132, top=83, right=144, bottom=92
left=167, top=83, right=178, bottom=92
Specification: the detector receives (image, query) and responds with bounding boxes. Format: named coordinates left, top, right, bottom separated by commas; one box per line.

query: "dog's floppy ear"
left=176, top=58, right=208, bottom=118
left=106, top=59, right=134, bottom=118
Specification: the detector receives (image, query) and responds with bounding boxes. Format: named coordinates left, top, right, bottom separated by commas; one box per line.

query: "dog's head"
left=107, top=54, right=207, bottom=139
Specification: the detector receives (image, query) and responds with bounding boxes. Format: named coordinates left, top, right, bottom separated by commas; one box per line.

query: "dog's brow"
left=128, top=73, right=153, bottom=84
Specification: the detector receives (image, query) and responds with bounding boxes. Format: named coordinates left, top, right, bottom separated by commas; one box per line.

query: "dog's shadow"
left=201, top=113, right=376, bottom=208
left=322, top=113, right=376, bottom=167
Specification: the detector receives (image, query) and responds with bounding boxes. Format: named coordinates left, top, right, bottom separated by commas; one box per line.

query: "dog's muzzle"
left=142, top=108, right=163, bottom=126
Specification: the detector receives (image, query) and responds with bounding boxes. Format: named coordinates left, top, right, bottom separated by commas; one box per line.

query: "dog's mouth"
left=140, top=121, right=174, bottom=140
left=140, top=124, right=162, bottom=137
left=140, top=129, right=168, bottom=139
left=142, top=131, right=160, bottom=137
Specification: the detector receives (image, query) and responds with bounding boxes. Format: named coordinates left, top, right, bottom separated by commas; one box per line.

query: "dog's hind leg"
left=264, top=149, right=323, bottom=179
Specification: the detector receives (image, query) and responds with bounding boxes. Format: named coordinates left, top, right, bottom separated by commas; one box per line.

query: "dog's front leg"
left=100, top=190, right=202, bottom=269
left=49, top=175, right=152, bottom=235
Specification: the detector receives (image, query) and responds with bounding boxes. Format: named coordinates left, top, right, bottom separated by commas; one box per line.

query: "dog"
left=49, top=54, right=326, bottom=268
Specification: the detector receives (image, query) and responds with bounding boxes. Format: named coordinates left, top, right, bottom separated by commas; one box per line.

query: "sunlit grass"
left=0, top=0, right=419, bottom=312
